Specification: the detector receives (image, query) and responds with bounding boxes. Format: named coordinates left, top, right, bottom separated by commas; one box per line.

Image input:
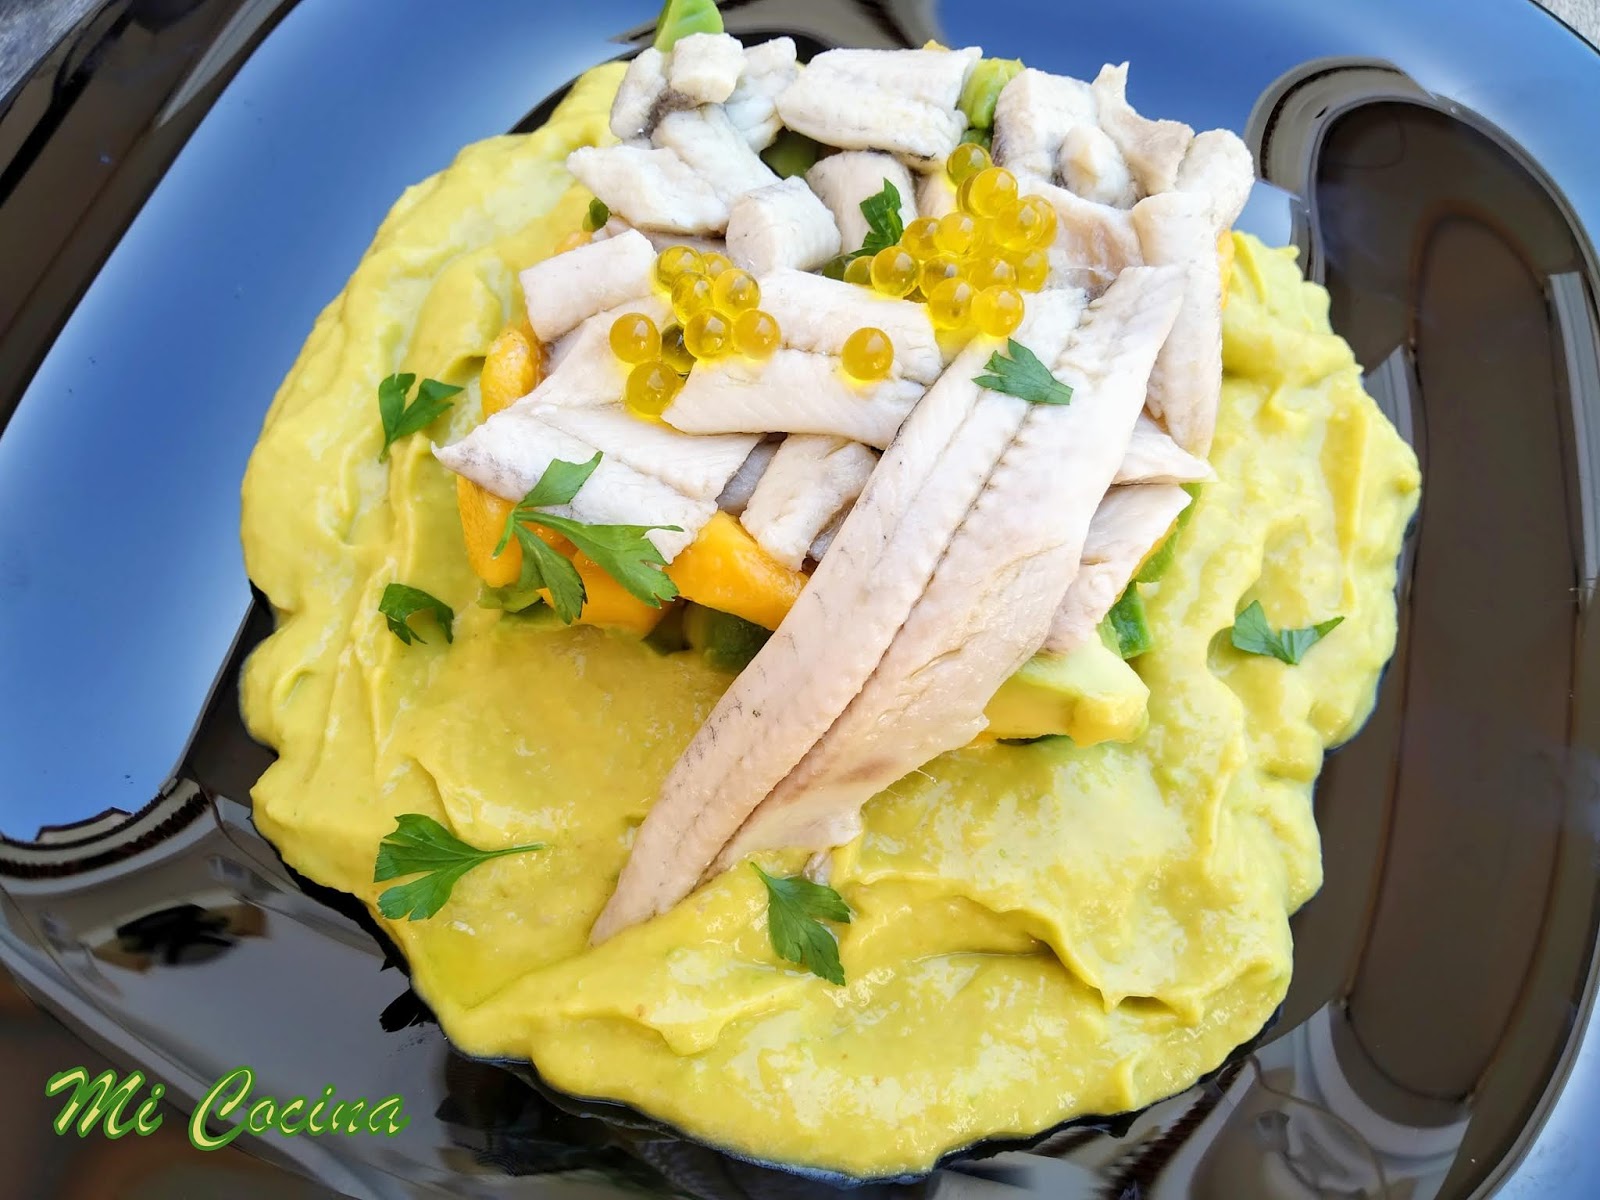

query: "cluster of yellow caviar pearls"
left=612, top=248, right=786, bottom=414
left=846, top=145, right=1057, bottom=343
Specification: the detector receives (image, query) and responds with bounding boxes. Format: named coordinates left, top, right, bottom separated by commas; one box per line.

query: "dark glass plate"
left=3, top=1, right=1599, bottom=1196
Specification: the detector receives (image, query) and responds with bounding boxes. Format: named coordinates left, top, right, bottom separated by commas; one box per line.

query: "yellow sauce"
left=240, top=62, right=1421, bottom=1178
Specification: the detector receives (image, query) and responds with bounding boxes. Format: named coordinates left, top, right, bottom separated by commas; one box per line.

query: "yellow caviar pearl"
left=660, top=323, right=695, bottom=374
left=1011, top=247, right=1050, bottom=292
left=967, top=255, right=1018, bottom=292
left=623, top=360, right=681, bottom=420
left=672, top=274, right=716, bottom=321
left=701, top=251, right=734, bottom=278
left=556, top=229, right=590, bottom=254
left=919, top=254, right=964, bottom=294
left=609, top=312, right=661, bottom=365
left=870, top=247, right=919, bottom=298
left=965, top=166, right=1020, bottom=219
left=843, top=255, right=875, bottom=287
left=996, top=194, right=1057, bottom=249
left=946, top=141, right=991, bottom=185
left=934, top=211, right=978, bottom=256
left=926, top=277, right=976, bottom=329
left=733, top=309, right=781, bottom=359
left=711, top=268, right=761, bottom=314
left=655, top=245, right=705, bottom=289
left=900, top=217, right=942, bottom=260
left=684, top=310, right=733, bottom=359
left=972, top=286, right=1025, bottom=338
left=842, top=327, right=894, bottom=381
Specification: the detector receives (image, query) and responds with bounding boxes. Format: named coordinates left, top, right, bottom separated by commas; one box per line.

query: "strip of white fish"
left=717, top=267, right=1186, bottom=865
left=667, top=33, right=745, bottom=105
left=724, top=38, right=799, bottom=150
left=805, top=152, right=918, bottom=254
left=1042, top=483, right=1193, bottom=655
left=433, top=414, right=711, bottom=561
left=1132, top=189, right=1223, bottom=455
left=566, top=144, right=728, bottom=235
left=537, top=294, right=672, bottom=405
left=662, top=349, right=923, bottom=448
left=1174, top=128, right=1256, bottom=231
left=653, top=107, right=779, bottom=206
left=610, top=47, right=669, bottom=140
left=991, top=67, right=1098, bottom=184
left=1059, top=123, right=1138, bottom=208
left=726, top=178, right=842, bottom=275
left=590, top=288, right=1092, bottom=942
left=757, top=267, right=943, bottom=384
left=518, top=230, right=656, bottom=342
left=715, top=436, right=782, bottom=515
left=1030, top=182, right=1143, bottom=294
left=530, top=404, right=759, bottom=502
left=1113, top=412, right=1213, bottom=485
left=739, top=435, right=878, bottom=569
left=1091, top=63, right=1194, bottom=196
left=778, top=47, right=981, bottom=164
left=917, top=170, right=959, bottom=219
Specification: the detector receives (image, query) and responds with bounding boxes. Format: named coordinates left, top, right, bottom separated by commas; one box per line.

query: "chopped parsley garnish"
left=853, top=178, right=906, bottom=258
left=1230, top=600, right=1344, bottom=665
left=974, top=340, right=1075, bottom=406
left=583, top=198, right=611, bottom=232
left=753, top=864, right=852, bottom=986
left=377, top=373, right=461, bottom=461
left=373, top=814, right=545, bottom=921
left=378, top=584, right=454, bottom=646
left=492, top=453, right=681, bottom=623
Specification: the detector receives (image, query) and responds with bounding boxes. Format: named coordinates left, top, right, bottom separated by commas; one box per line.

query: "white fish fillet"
left=726, top=178, right=842, bottom=275
left=518, top=229, right=656, bottom=342
left=1113, top=413, right=1213, bottom=485
left=716, top=436, right=782, bottom=515
left=1132, top=189, right=1223, bottom=455
left=739, top=435, right=878, bottom=569
left=1043, top=483, right=1192, bottom=654
left=992, top=67, right=1097, bottom=184
left=777, top=47, right=980, bottom=163
left=590, top=288, right=1093, bottom=941
left=567, top=144, right=727, bottom=236
left=1091, top=63, right=1194, bottom=196
left=433, top=414, right=711, bottom=561
left=805, top=152, right=918, bottom=255
left=530, top=404, right=759, bottom=502
left=667, top=33, right=745, bottom=105
left=611, top=47, right=669, bottom=140
left=1059, top=123, right=1138, bottom=208
left=1030, top=181, right=1143, bottom=294
left=917, top=170, right=959, bottom=219
left=757, top=267, right=942, bottom=385
left=718, top=267, right=1186, bottom=863
left=662, top=349, right=923, bottom=449
left=653, top=107, right=779, bottom=207
left=534, top=294, right=671, bottom=405
left=724, top=38, right=799, bottom=150
left=1174, top=128, right=1255, bottom=231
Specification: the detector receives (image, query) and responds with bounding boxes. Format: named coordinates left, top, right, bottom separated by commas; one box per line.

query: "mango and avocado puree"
left=239, top=64, right=1420, bottom=1177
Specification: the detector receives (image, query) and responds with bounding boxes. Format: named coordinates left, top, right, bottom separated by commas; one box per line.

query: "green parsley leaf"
left=653, top=0, right=723, bottom=51
left=1104, top=586, right=1154, bottom=659
left=853, top=178, right=906, bottom=258
left=974, top=340, right=1075, bottom=406
left=1230, top=600, right=1344, bottom=665
left=373, top=814, right=546, bottom=921
left=377, top=373, right=462, bottom=460
left=583, top=197, right=611, bottom=232
left=490, top=455, right=681, bottom=623
left=752, top=863, right=852, bottom=986
left=378, top=583, right=454, bottom=646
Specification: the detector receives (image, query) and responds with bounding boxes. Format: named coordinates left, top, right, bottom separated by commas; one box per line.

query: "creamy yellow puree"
left=240, top=63, right=1421, bottom=1178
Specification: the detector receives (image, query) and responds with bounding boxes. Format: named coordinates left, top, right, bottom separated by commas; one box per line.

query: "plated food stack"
left=430, top=22, right=1253, bottom=939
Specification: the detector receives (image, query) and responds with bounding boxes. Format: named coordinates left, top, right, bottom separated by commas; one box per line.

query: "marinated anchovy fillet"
left=723, top=38, right=800, bottom=150
left=757, top=267, right=943, bottom=384
left=653, top=106, right=780, bottom=205
left=566, top=144, right=728, bottom=235
left=1059, top=123, right=1138, bottom=208
left=1091, top=62, right=1194, bottom=196
left=532, top=404, right=759, bottom=502
left=1113, top=412, right=1213, bottom=485
left=519, top=229, right=656, bottom=341
left=1043, top=483, right=1193, bottom=654
left=611, top=47, right=669, bottom=140
left=805, top=152, right=918, bottom=254
left=739, top=435, right=878, bottom=570
left=726, top=178, right=843, bottom=275
left=715, top=436, right=782, bottom=515
left=992, top=67, right=1099, bottom=184
left=538, top=295, right=673, bottom=406
left=667, top=32, right=746, bottom=105
left=1174, top=128, right=1256, bottom=230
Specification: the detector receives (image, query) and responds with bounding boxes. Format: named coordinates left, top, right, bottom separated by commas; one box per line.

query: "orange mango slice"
left=456, top=474, right=521, bottom=588
left=480, top=325, right=543, bottom=418
left=667, top=512, right=808, bottom=631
